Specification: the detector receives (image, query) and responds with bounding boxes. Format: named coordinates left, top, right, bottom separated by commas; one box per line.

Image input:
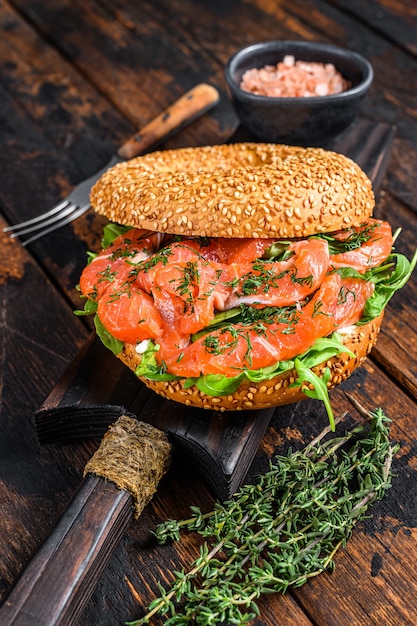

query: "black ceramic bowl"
left=225, top=40, right=373, bottom=146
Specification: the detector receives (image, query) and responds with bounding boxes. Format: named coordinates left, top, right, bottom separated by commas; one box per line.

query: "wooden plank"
left=328, top=0, right=417, bottom=56
left=0, top=0, right=132, bottom=198
left=0, top=220, right=90, bottom=592
left=288, top=362, right=417, bottom=626
left=0, top=0, right=231, bottom=305
left=7, top=0, right=235, bottom=147
left=370, top=193, right=417, bottom=400
left=1, top=2, right=417, bottom=625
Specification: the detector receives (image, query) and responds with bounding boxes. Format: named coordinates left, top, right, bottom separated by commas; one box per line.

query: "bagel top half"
left=90, top=143, right=375, bottom=238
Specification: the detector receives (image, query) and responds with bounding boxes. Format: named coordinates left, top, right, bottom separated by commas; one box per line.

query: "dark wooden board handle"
left=0, top=415, right=171, bottom=626
left=117, top=83, right=220, bottom=159
left=0, top=476, right=133, bottom=626
left=34, top=334, right=273, bottom=500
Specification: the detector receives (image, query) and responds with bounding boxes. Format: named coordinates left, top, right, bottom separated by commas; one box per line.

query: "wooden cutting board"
left=34, top=119, right=395, bottom=500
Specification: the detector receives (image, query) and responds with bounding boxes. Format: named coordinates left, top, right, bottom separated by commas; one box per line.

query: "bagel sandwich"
left=77, top=143, right=416, bottom=428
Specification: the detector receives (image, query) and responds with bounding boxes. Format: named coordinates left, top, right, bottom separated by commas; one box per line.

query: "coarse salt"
left=240, top=56, right=350, bottom=98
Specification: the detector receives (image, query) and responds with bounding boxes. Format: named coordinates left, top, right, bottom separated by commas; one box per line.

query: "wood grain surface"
left=1, top=1, right=417, bottom=625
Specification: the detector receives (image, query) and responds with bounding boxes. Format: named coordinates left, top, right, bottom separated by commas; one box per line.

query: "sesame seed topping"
left=90, top=143, right=374, bottom=240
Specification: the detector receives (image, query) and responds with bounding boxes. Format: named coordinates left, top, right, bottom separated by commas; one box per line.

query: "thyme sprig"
left=129, top=406, right=397, bottom=625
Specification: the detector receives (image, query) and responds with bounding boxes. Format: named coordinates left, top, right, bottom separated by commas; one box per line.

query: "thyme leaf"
left=129, top=407, right=397, bottom=625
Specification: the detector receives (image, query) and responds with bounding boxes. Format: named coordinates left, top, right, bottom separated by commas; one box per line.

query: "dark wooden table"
left=1, top=1, right=417, bottom=624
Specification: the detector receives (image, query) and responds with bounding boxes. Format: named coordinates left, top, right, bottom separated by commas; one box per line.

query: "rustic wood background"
left=1, top=0, right=417, bottom=624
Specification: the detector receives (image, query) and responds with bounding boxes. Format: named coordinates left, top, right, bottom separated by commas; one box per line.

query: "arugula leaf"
left=291, top=361, right=335, bottom=431
left=331, top=251, right=417, bottom=325
left=85, top=250, right=98, bottom=265
left=135, top=343, right=178, bottom=381
left=262, top=241, right=293, bottom=261
left=312, top=221, right=378, bottom=254
left=359, top=251, right=417, bottom=324
left=184, top=373, right=244, bottom=396
left=80, top=223, right=132, bottom=270
left=191, top=308, right=242, bottom=341
left=101, top=222, right=132, bottom=249
left=94, top=315, right=124, bottom=355
left=296, top=334, right=354, bottom=368
left=331, top=266, right=371, bottom=280
left=73, top=298, right=98, bottom=316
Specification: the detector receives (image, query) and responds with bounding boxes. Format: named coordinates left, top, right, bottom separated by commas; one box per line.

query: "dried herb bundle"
left=130, top=407, right=397, bottom=625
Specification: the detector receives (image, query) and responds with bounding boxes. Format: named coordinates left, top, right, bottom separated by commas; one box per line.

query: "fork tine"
left=9, top=202, right=84, bottom=239
left=3, top=200, right=72, bottom=234
left=21, top=204, right=91, bottom=246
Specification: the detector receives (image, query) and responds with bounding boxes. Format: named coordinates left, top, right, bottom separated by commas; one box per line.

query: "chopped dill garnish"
left=337, top=284, right=357, bottom=305
left=176, top=261, right=200, bottom=298
left=290, top=270, right=314, bottom=287
left=140, top=246, right=173, bottom=272
left=236, top=262, right=290, bottom=295
left=313, top=221, right=379, bottom=254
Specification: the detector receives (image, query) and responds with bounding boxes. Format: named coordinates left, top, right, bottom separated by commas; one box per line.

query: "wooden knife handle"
left=117, top=83, right=220, bottom=159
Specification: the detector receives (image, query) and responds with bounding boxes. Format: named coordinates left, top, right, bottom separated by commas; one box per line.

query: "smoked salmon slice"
left=157, top=274, right=375, bottom=377
left=223, top=238, right=330, bottom=308
left=78, top=219, right=390, bottom=379
left=329, top=219, right=393, bottom=272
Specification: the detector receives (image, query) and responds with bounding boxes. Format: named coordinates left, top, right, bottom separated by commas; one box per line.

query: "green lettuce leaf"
left=136, top=333, right=353, bottom=405
left=359, top=251, right=417, bottom=324
left=135, top=342, right=178, bottom=381
left=184, top=373, right=245, bottom=396
left=291, top=361, right=335, bottom=431
left=94, top=315, right=124, bottom=355
left=101, top=222, right=131, bottom=249
left=73, top=298, right=98, bottom=317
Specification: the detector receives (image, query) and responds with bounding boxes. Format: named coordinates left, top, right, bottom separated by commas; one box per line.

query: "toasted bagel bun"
left=88, top=143, right=380, bottom=413
left=117, top=314, right=383, bottom=412
left=90, top=143, right=374, bottom=239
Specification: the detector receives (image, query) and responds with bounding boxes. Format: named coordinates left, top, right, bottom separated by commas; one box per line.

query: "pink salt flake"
left=240, top=57, right=350, bottom=98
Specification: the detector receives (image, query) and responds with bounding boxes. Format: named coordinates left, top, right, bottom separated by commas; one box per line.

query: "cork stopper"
left=84, top=415, right=171, bottom=518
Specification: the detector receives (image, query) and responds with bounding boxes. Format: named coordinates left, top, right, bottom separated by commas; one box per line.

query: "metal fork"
left=3, top=84, right=219, bottom=246
left=3, top=155, right=121, bottom=246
